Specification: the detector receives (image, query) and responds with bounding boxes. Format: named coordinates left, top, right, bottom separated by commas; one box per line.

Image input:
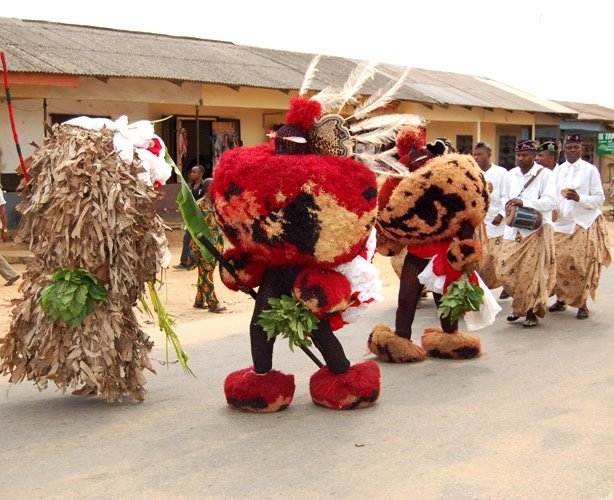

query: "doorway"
left=175, top=118, right=214, bottom=181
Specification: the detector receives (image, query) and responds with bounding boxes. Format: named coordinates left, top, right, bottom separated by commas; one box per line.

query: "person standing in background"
left=174, top=165, right=208, bottom=270
left=473, top=142, right=509, bottom=297
left=536, top=141, right=560, bottom=170
left=548, top=134, right=611, bottom=319
left=0, top=186, right=20, bottom=286
left=498, top=140, right=558, bottom=328
left=186, top=178, right=226, bottom=313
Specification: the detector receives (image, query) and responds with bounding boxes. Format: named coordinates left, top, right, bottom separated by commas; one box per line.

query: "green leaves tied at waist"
left=258, top=294, right=320, bottom=352
left=39, top=268, right=108, bottom=328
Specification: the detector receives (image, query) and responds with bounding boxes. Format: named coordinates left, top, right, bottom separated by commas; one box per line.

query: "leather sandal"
left=523, top=317, right=538, bottom=328
left=549, top=300, right=566, bottom=312
left=576, top=307, right=589, bottom=319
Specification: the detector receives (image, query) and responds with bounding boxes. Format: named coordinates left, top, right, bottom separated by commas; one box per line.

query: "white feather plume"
left=354, top=149, right=410, bottom=177
left=349, top=114, right=424, bottom=134
left=349, top=67, right=413, bottom=121
left=299, top=55, right=322, bottom=96
left=310, top=86, right=347, bottom=113
left=354, top=146, right=398, bottom=162
left=352, top=114, right=423, bottom=147
left=336, top=62, right=377, bottom=113
left=353, top=128, right=404, bottom=147
left=306, top=60, right=426, bottom=170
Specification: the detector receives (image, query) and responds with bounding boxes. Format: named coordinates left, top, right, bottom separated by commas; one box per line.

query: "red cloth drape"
left=407, top=241, right=478, bottom=293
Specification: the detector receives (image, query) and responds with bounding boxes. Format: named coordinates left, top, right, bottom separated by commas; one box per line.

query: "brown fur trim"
left=314, top=190, right=376, bottom=263
left=378, top=153, right=489, bottom=246
left=376, top=230, right=405, bottom=257
left=391, top=248, right=407, bottom=278
left=446, top=239, right=482, bottom=272
left=368, top=324, right=426, bottom=363
left=421, top=327, right=481, bottom=359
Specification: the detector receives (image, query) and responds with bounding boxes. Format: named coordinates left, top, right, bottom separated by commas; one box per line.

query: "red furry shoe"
left=224, top=368, right=295, bottom=413
left=309, top=361, right=380, bottom=410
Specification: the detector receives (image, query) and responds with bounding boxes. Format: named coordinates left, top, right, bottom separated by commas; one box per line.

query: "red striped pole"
left=1, top=51, right=31, bottom=183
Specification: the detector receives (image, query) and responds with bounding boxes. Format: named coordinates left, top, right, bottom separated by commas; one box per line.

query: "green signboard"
left=597, top=132, right=614, bottom=155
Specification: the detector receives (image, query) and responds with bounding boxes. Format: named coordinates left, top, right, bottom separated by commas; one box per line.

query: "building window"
left=498, top=135, right=517, bottom=170
left=519, top=126, right=531, bottom=140
left=456, top=135, right=473, bottom=154
left=162, top=116, right=242, bottom=182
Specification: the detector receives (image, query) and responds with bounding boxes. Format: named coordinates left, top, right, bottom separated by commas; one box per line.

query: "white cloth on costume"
left=64, top=115, right=172, bottom=187
left=334, top=228, right=383, bottom=324
left=417, top=257, right=446, bottom=294
left=417, top=258, right=501, bottom=332
left=464, top=275, right=502, bottom=331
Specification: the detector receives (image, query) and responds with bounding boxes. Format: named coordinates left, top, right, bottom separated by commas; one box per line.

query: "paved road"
left=1, top=264, right=613, bottom=498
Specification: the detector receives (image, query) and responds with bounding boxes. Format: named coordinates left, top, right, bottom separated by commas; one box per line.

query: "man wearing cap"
left=473, top=142, right=508, bottom=294
left=498, top=139, right=558, bottom=327
left=548, top=134, right=611, bottom=319
left=536, top=141, right=560, bottom=170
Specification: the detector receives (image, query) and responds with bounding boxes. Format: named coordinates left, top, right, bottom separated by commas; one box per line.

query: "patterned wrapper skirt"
left=475, top=224, right=503, bottom=289
left=499, top=225, right=556, bottom=317
left=552, top=216, right=612, bottom=307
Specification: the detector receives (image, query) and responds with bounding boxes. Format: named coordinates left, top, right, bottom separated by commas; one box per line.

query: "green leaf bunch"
left=167, top=150, right=215, bottom=265
left=141, top=281, right=195, bottom=378
left=437, top=274, right=484, bottom=323
left=39, top=269, right=108, bottom=328
left=257, top=294, right=320, bottom=352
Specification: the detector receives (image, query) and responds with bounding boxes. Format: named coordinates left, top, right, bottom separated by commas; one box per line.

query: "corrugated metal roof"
left=245, top=48, right=438, bottom=103
left=379, top=65, right=576, bottom=115
left=556, top=101, right=614, bottom=123
left=0, top=17, right=575, bottom=115
left=0, top=17, right=310, bottom=88
left=0, top=17, right=437, bottom=102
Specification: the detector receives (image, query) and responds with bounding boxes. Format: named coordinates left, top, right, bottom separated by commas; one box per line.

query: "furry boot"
left=224, top=368, right=295, bottom=413
left=368, top=324, right=426, bottom=362
left=421, top=327, right=481, bottom=359
left=309, top=361, right=380, bottom=410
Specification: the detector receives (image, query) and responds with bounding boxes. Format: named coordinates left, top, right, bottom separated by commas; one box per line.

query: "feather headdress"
left=298, top=54, right=322, bottom=97
left=274, top=55, right=426, bottom=176
left=350, top=67, right=412, bottom=121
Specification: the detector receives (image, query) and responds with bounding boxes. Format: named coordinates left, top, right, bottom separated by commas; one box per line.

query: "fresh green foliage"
left=167, top=150, right=215, bottom=264
left=257, top=294, right=320, bottom=352
left=39, top=269, right=108, bottom=328
left=142, top=281, right=195, bottom=378
left=437, top=274, right=484, bottom=323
